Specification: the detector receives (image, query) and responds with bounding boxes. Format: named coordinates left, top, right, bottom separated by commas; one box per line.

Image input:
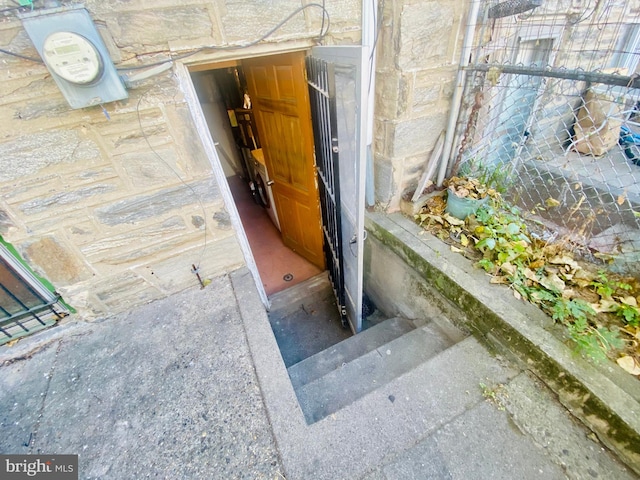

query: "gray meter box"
left=20, top=5, right=128, bottom=109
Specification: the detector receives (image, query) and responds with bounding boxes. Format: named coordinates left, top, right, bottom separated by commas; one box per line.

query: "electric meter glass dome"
left=42, top=31, right=102, bottom=85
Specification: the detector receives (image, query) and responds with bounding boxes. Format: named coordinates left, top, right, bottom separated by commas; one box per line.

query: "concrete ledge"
left=365, top=211, right=640, bottom=475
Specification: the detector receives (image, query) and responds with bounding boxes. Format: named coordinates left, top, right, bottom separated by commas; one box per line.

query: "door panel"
left=243, top=52, right=325, bottom=269
left=307, top=46, right=368, bottom=333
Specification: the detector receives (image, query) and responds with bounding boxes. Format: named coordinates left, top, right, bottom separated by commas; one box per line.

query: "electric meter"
left=20, top=5, right=128, bottom=109
left=43, top=32, right=102, bottom=85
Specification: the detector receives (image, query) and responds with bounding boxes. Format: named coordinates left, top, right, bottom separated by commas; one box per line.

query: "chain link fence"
left=450, top=0, right=640, bottom=276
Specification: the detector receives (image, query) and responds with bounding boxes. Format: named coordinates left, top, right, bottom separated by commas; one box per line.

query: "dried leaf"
left=539, top=272, right=566, bottom=292
left=450, top=245, right=463, bottom=253
left=490, top=276, right=510, bottom=284
left=617, top=193, right=626, bottom=206
left=513, top=289, right=522, bottom=300
left=616, top=296, right=638, bottom=307
left=545, top=197, right=561, bottom=208
left=548, top=255, right=579, bottom=272
left=499, top=262, right=516, bottom=276
left=616, top=355, right=640, bottom=375
left=460, top=233, right=470, bottom=247
left=528, top=259, right=545, bottom=270
left=523, top=268, right=539, bottom=283
left=443, top=213, right=466, bottom=226
left=592, top=298, right=619, bottom=313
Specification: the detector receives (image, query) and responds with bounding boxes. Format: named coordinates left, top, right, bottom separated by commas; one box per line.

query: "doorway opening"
left=188, top=52, right=353, bottom=365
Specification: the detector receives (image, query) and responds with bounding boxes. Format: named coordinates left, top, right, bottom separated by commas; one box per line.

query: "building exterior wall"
left=373, top=0, right=466, bottom=209
left=0, top=0, right=366, bottom=318
left=0, top=0, right=464, bottom=318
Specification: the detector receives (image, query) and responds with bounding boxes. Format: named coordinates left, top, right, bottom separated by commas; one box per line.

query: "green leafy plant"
left=459, top=158, right=513, bottom=194
left=414, top=175, right=639, bottom=370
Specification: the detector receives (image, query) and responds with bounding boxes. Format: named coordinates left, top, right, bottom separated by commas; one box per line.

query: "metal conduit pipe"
left=363, top=0, right=378, bottom=206
left=436, top=0, right=482, bottom=187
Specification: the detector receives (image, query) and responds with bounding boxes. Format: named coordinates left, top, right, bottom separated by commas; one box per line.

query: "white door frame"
left=175, top=61, right=270, bottom=309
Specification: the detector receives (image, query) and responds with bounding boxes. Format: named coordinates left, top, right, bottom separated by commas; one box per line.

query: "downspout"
left=363, top=0, right=377, bottom=206
left=436, top=0, right=482, bottom=187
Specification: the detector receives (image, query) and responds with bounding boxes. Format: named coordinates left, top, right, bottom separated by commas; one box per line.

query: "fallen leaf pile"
left=415, top=191, right=640, bottom=376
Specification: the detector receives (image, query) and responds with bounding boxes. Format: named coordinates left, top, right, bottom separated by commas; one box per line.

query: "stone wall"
left=373, top=0, right=466, bottom=210
left=0, top=0, right=362, bottom=318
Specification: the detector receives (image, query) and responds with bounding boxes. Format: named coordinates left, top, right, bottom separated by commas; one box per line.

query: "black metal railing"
left=0, top=251, right=65, bottom=345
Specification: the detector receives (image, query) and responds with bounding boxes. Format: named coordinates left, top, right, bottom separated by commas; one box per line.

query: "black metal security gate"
left=0, top=245, right=67, bottom=345
left=307, top=55, right=348, bottom=326
left=306, top=46, right=368, bottom=333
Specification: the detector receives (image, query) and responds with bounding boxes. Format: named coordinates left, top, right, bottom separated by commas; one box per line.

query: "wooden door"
left=243, top=52, right=325, bottom=269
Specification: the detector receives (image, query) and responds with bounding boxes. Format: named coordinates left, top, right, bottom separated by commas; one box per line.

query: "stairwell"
left=268, top=274, right=468, bottom=425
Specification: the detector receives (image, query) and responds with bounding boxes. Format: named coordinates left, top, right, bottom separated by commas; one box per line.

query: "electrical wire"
left=117, top=3, right=330, bottom=72
left=135, top=84, right=209, bottom=269
left=0, top=47, right=42, bottom=63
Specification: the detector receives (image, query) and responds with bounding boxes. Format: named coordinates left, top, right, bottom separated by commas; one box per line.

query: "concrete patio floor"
left=0, top=267, right=636, bottom=479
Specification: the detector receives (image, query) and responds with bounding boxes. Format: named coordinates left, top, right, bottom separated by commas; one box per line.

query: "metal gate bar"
left=306, top=56, right=347, bottom=323
left=0, top=251, right=66, bottom=345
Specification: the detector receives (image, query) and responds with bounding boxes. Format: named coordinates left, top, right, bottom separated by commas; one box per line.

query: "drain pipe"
left=363, top=0, right=377, bottom=206
left=436, top=0, right=482, bottom=187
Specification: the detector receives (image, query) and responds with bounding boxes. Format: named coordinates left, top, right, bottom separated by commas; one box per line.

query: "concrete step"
left=287, top=317, right=416, bottom=390
left=294, top=319, right=457, bottom=424
left=268, top=272, right=332, bottom=316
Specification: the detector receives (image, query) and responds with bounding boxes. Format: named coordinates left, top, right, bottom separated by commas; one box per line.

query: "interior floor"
left=227, top=174, right=322, bottom=296
left=227, top=174, right=354, bottom=366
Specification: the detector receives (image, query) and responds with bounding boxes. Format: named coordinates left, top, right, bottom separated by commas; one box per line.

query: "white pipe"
left=363, top=0, right=377, bottom=206
left=436, top=0, right=482, bottom=187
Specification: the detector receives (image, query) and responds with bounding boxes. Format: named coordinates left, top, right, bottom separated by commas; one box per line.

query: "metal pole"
left=363, top=0, right=377, bottom=206
left=436, top=0, right=482, bottom=187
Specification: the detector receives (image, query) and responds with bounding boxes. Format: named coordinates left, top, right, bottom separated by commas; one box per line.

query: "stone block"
left=389, top=113, right=447, bottom=158
left=103, top=6, right=213, bottom=49
left=17, top=180, right=122, bottom=217
left=65, top=165, right=120, bottom=187
left=374, top=154, right=395, bottom=205
left=94, top=178, right=220, bottom=226
left=118, top=148, right=182, bottom=188
left=95, top=108, right=164, bottom=138
left=141, top=234, right=244, bottom=292
left=412, top=71, right=449, bottom=115
left=375, top=72, right=409, bottom=119
left=398, top=2, right=454, bottom=70
left=23, top=237, right=92, bottom=285
left=93, top=270, right=164, bottom=312
left=0, top=209, right=14, bottom=235
left=221, top=0, right=306, bottom=42
left=103, top=121, right=172, bottom=157
left=0, top=130, right=101, bottom=183
left=0, top=76, right=60, bottom=107
left=165, top=105, right=213, bottom=176
left=82, top=222, right=224, bottom=270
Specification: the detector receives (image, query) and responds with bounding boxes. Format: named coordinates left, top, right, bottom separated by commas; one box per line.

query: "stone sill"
left=365, top=211, right=640, bottom=475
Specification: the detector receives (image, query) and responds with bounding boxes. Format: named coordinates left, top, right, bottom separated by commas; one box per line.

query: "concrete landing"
left=267, top=272, right=351, bottom=367
left=0, top=275, right=282, bottom=479
left=231, top=268, right=636, bottom=480
left=1, top=267, right=635, bottom=479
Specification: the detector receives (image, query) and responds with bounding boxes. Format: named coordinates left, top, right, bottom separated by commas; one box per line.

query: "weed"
left=414, top=191, right=638, bottom=367
left=479, top=382, right=506, bottom=411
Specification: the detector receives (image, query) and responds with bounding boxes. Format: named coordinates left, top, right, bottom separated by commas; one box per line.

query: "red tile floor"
left=227, top=175, right=323, bottom=296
